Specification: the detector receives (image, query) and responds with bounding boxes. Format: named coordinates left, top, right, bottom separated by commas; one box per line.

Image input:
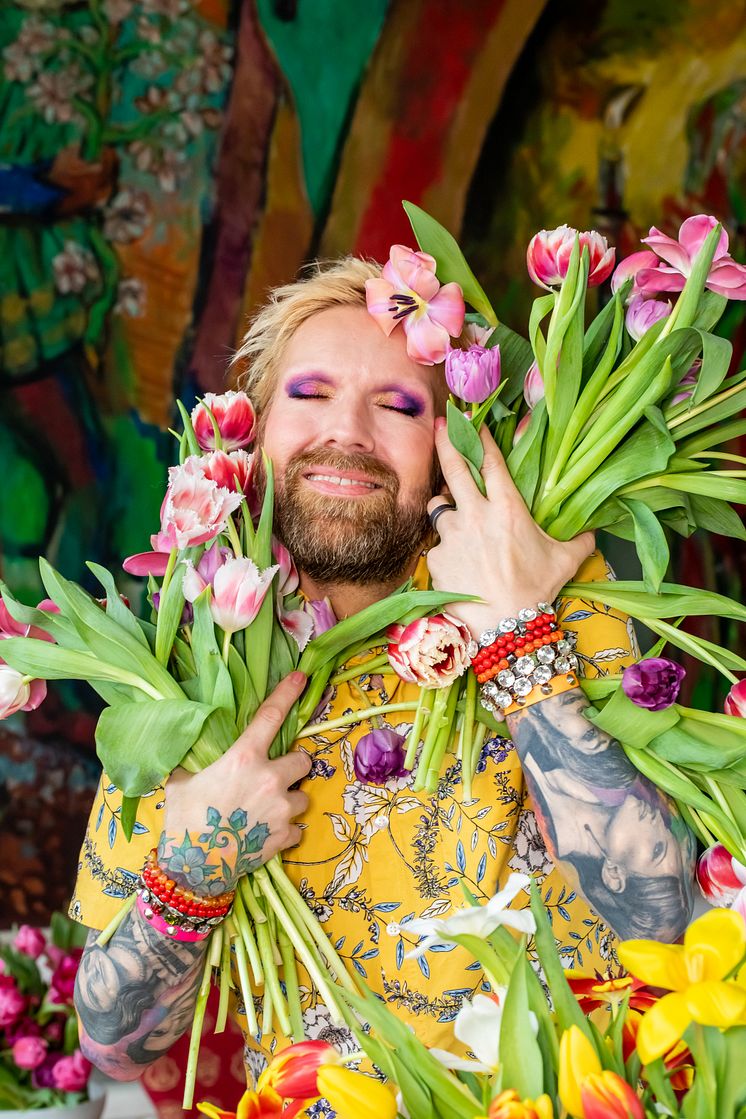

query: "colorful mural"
left=2, top=0, right=746, bottom=920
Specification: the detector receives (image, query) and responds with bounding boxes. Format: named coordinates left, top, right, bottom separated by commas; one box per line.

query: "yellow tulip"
left=558, top=1025, right=602, bottom=1118
left=617, top=908, right=746, bottom=1065
left=316, top=1064, right=398, bottom=1119
left=488, top=1088, right=554, bottom=1118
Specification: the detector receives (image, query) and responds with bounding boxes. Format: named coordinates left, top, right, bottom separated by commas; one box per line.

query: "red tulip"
left=387, top=612, right=473, bottom=688
left=192, top=391, right=256, bottom=452
left=526, top=225, right=615, bottom=290
left=725, top=678, right=746, bottom=716
left=580, top=1070, right=644, bottom=1119
left=265, top=1039, right=338, bottom=1099
left=696, top=843, right=746, bottom=905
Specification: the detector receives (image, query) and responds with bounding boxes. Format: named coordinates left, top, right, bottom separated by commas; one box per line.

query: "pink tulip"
left=181, top=543, right=232, bottom=601
left=463, top=322, right=495, bottom=347
left=625, top=294, right=672, bottom=341
left=445, top=344, right=501, bottom=403
left=210, top=557, right=278, bottom=635
left=671, top=360, right=701, bottom=406
left=526, top=225, right=615, bottom=290
left=51, top=1050, right=91, bottom=1094
left=732, top=887, right=746, bottom=926
left=201, top=449, right=259, bottom=513
left=365, top=244, right=465, bottom=365
left=50, top=951, right=81, bottom=1004
left=523, top=360, right=545, bottom=409
left=12, top=1036, right=48, bottom=1070
left=0, top=663, right=46, bottom=719
left=305, top=597, right=336, bottom=637
left=191, top=390, right=256, bottom=452
left=0, top=976, right=26, bottom=1028
left=696, top=843, right=746, bottom=905
left=610, top=250, right=660, bottom=298
left=272, top=538, right=299, bottom=597
left=725, top=678, right=746, bottom=716
left=513, top=412, right=534, bottom=446
left=278, top=606, right=314, bottom=652
left=0, top=598, right=55, bottom=643
left=635, top=215, right=746, bottom=299
left=13, top=925, right=45, bottom=959
left=124, top=456, right=244, bottom=575
left=387, top=612, right=473, bottom=688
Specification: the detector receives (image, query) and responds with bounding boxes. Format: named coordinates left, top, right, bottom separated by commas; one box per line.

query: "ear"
left=601, top=860, right=626, bottom=894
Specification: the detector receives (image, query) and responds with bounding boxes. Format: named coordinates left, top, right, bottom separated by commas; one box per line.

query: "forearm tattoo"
left=507, top=688, right=696, bottom=942
left=75, top=906, right=206, bottom=1079
left=157, top=807, right=271, bottom=895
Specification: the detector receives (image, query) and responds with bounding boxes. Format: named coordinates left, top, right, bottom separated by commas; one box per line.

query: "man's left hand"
left=425, top=417, right=594, bottom=638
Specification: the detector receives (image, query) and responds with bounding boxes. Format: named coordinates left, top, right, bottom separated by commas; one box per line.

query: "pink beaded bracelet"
left=136, top=893, right=211, bottom=943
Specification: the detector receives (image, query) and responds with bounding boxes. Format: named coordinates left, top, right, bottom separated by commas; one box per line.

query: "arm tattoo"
left=157, top=807, right=271, bottom=895
left=507, top=687, right=696, bottom=942
left=75, top=905, right=207, bottom=1079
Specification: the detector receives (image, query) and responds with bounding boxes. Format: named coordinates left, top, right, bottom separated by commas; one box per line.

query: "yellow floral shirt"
left=70, top=551, right=637, bottom=1084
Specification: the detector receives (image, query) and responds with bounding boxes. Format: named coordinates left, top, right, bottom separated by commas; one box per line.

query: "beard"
left=265, top=448, right=437, bottom=585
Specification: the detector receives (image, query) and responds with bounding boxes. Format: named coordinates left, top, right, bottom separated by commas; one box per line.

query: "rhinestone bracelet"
left=138, top=883, right=229, bottom=937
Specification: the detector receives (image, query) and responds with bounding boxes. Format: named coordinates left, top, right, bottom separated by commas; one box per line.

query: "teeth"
left=307, top=474, right=377, bottom=489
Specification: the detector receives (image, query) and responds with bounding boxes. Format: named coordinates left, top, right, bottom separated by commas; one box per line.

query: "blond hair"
left=232, top=256, right=381, bottom=414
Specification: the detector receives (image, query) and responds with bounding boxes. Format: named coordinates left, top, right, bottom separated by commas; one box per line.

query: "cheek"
left=377, top=423, right=435, bottom=489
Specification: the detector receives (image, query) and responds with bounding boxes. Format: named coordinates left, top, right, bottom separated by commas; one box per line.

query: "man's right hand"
left=159, top=671, right=311, bottom=896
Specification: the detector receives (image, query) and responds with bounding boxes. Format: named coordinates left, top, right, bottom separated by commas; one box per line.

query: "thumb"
left=568, top=531, right=596, bottom=575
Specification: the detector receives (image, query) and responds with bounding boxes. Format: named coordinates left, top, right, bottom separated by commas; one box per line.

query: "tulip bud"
left=209, top=557, right=279, bottom=636
left=610, top=250, right=659, bottom=298
left=581, top=1070, right=644, bottom=1119
left=696, top=844, right=746, bottom=906
left=725, top=678, right=746, bottom=717
left=558, top=1026, right=602, bottom=1119
left=523, top=360, right=545, bottom=409
left=191, top=391, right=256, bottom=452
left=266, top=1040, right=338, bottom=1100
left=304, top=597, right=336, bottom=637
left=315, top=1065, right=397, bottom=1119
left=0, top=664, right=46, bottom=719
left=513, top=412, right=534, bottom=446
left=625, top=294, right=671, bottom=341
left=387, top=613, right=473, bottom=688
left=489, top=1090, right=554, bottom=1119
left=353, top=728, right=407, bottom=785
left=12, top=1035, right=48, bottom=1071
left=527, top=226, right=615, bottom=290
left=445, top=344, right=501, bottom=404
left=621, top=658, right=685, bottom=711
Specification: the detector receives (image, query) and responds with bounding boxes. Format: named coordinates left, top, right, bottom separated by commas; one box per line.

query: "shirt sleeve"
left=68, top=774, right=164, bottom=931
left=556, top=549, right=639, bottom=678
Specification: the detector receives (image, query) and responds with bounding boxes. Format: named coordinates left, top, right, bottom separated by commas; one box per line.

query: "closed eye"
left=378, top=401, right=420, bottom=417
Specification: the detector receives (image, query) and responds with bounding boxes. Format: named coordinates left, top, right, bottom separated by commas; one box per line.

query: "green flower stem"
left=414, top=686, right=452, bottom=792
left=253, top=866, right=350, bottom=1025
left=464, top=720, right=487, bottom=804
left=222, top=630, right=232, bottom=665
left=424, top=681, right=461, bottom=792
left=239, top=876, right=269, bottom=926
left=261, top=976, right=274, bottom=1036
left=667, top=380, right=746, bottom=430
left=459, top=672, right=477, bottom=800
left=159, top=548, right=178, bottom=601
left=232, top=889, right=264, bottom=985
left=456, top=933, right=513, bottom=989
left=215, top=923, right=233, bottom=1033
left=297, top=702, right=417, bottom=739
left=183, top=927, right=222, bottom=1110
left=95, top=890, right=138, bottom=947
left=254, top=912, right=291, bottom=1037
left=278, top=924, right=305, bottom=1041
left=405, top=687, right=435, bottom=770
left=678, top=800, right=717, bottom=850
left=330, top=653, right=390, bottom=684
left=294, top=660, right=337, bottom=731
left=225, top=915, right=259, bottom=1035
left=267, top=857, right=359, bottom=996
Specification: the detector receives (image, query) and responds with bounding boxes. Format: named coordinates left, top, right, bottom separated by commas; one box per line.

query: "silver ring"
left=428, top=501, right=457, bottom=533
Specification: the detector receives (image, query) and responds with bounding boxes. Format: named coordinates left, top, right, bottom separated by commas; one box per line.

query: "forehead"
left=276, top=305, right=441, bottom=395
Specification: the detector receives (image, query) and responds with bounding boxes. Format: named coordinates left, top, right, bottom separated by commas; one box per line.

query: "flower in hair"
left=365, top=245, right=465, bottom=365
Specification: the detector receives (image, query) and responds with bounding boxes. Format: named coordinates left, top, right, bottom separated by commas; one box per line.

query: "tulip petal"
left=403, top=313, right=451, bottom=365
left=279, top=605, right=314, bottom=653
left=635, top=992, right=691, bottom=1065
left=643, top=227, right=693, bottom=274
left=617, top=940, right=687, bottom=991
left=427, top=282, right=466, bottom=336
left=683, top=908, right=746, bottom=979
left=685, top=980, right=746, bottom=1028
left=634, top=265, right=687, bottom=296
left=706, top=258, right=746, bottom=298
left=364, top=277, right=398, bottom=336
left=122, top=550, right=172, bottom=577
left=678, top=214, right=728, bottom=261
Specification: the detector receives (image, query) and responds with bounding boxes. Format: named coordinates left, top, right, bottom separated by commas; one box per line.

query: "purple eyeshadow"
left=285, top=373, right=333, bottom=396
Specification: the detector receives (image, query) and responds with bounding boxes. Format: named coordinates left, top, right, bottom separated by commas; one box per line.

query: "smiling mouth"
left=303, top=472, right=382, bottom=491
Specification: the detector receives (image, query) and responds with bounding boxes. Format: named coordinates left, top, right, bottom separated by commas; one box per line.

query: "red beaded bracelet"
left=142, top=849, right=234, bottom=919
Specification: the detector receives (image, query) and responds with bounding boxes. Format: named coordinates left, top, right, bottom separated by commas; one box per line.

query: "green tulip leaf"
left=620, top=498, right=670, bottom=593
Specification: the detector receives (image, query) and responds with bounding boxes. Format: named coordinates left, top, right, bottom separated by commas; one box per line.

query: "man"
left=71, top=258, right=696, bottom=1086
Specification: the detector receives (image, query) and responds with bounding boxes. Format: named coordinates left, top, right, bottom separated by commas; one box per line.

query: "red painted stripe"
left=353, top=0, right=507, bottom=259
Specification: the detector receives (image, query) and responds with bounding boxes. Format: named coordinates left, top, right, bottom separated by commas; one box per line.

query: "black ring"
left=428, top=501, right=457, bottom=533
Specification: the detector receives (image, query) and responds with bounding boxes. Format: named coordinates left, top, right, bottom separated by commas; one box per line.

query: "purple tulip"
left=622, top=658, right=685, bottom=711
left=445, top=345, right=501, bottom=404
left=353, top=728, right=408, bottom=785
left=625, top=294, right=671, bottom=341
left=305, top=596, right=337, bottom=637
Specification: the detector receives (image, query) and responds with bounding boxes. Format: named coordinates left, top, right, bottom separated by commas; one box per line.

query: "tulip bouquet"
left=197, top=880, right=746, bottom=1118
left=0, top=392, right=466, bottom=1107
left=0, top=915, right=94, bottom=1111
left=364, top=203, right=746, bottom=863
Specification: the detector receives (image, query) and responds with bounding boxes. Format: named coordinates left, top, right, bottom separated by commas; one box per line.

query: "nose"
left=317, top=398, right=375, bottom=455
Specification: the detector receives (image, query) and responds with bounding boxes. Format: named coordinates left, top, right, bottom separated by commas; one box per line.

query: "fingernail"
left=290, top=670, right=307, bottom=686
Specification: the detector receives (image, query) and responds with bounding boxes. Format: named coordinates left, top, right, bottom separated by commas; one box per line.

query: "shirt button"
left=372, top=815, right=388, bottom=831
